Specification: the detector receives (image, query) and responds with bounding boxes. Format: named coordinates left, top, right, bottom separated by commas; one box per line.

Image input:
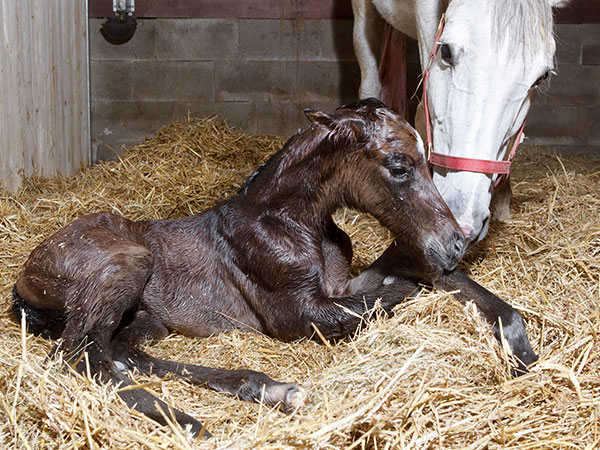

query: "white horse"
left=352, top=0, right=571, bottom=242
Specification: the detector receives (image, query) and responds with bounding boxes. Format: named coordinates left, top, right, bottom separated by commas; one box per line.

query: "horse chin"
left=459, top=213, right=490, bottom=244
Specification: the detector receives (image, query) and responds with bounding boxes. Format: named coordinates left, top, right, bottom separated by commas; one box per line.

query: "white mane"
left=492, top=0, right=555, bottom=57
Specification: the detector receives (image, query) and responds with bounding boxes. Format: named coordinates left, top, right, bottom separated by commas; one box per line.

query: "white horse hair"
left=352, top=0, right=571, bottom=242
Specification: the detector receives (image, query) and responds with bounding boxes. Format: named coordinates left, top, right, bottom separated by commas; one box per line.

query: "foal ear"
left=304, top=109, right=336, bottom=129
left=304, top=109, right=367, bottom=142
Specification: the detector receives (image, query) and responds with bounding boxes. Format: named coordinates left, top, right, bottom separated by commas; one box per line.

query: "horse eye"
left=440, top=44, right=453, bottom=64
left=533, top=71, right=550, bottom=88
left=389, top=166, right=409, bottom=179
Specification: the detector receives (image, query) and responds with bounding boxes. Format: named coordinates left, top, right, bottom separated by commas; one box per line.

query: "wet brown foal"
left=12, top=99, right=536, bottom=437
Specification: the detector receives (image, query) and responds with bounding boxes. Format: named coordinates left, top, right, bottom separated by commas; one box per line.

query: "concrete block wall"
left=90, top=18, right=600, bottom=161
left=90, top=18, right=358, bottom=161
left=526, top=23, right=600, bottom=156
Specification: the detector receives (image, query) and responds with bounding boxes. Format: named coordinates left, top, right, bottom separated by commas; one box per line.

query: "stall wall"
left=0, top=0, right=90, bottom=191
left=89, top=0, right=600, bottom=160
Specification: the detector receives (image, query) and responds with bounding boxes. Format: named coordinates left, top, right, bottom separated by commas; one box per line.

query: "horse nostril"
left=460, top=225, right=472, bottom=239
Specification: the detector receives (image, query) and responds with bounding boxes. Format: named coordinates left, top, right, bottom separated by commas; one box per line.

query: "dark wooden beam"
left=90, top=0, right=598, bottom=23
left=89, top=0, right=353, bottom=19
left=379, top=26, right=408, bottom=118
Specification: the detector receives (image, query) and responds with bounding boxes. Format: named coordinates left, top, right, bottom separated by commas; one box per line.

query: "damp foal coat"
left=13, top=99, right=537, bottom=437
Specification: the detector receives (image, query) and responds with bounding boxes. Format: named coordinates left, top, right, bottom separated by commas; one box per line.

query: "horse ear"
left=549, top=0, right=571, bottom=7
left=304, top=109, right=336, bottom=129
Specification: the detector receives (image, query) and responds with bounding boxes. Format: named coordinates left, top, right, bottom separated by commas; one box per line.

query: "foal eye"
left=389, top=166, right=409, bottom=179
left=440, top=44, right=453, bottom=65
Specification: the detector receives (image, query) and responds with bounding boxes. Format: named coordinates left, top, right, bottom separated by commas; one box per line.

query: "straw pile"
left=0, top=116, right=598, bottom=449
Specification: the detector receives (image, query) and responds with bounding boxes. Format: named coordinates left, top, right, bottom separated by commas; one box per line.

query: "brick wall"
left=90, top=17, right=358, bottom=161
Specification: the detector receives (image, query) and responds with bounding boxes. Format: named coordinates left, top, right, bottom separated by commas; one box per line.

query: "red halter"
left=422, top=15, right=526, bottom=190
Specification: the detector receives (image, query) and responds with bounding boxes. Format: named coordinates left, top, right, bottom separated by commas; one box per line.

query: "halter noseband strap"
left=422, top=15, right=526, bottom=190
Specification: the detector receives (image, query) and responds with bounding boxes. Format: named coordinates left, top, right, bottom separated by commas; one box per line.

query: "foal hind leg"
left=56, top=243, right=152, bottom=365
left=112, top=312, right=306, bottom=413
left=44, top=244, right=207, bottom=435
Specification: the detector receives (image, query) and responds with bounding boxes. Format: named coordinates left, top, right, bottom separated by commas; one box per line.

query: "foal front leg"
left=299, top=281, right=420, bottom=342
left=348, top=243, right=537, bottom=376
left=434, top=269, right=538, bottom=376
left=321, top=219, right=354, bottom=297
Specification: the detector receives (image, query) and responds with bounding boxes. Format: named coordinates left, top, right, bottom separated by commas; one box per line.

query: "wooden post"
left=0, top=0, right=90, bottom=191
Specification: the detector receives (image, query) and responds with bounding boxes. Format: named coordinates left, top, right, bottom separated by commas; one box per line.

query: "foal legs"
left=112, top=311, right=307, bottom=414
left=347, top=243, right=537, bottom=375
left=434, top=269, right=537, bottom=376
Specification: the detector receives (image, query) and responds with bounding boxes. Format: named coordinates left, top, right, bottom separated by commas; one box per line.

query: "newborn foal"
left=12, top=99, right=536, bottom=437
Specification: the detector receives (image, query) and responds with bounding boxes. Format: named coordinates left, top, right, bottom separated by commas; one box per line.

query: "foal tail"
left=11, top=286, right=66, bottom=340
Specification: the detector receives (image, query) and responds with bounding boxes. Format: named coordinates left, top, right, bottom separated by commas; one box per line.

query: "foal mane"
left=237, top=121, right=333, bottom=196
left=491, top=0, right=555, bottom=57
left=240, top=106, right=381, bottom=195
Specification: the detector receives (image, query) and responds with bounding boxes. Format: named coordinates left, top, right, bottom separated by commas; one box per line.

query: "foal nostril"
left=451, top=231, right=466, bottom=258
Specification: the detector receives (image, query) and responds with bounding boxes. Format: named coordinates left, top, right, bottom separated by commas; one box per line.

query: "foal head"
left=305, top=99, right=466, bottom=277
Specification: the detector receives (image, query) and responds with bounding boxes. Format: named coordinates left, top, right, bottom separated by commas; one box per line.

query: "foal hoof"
left=264, top=383, right=307, bottom=412
left=510, top=356, right=537, bottom=378
left=509, top=350, right=538, bottom=378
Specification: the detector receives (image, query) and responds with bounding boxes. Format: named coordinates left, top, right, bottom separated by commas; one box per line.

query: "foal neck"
left=239, top=126, right=348, bottom=226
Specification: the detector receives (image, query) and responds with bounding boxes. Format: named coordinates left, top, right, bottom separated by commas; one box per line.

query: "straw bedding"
left=0, top=116, right=598, bottom=449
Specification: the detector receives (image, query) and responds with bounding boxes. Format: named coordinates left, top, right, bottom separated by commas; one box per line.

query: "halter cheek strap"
left=422, top=15, right=526, bottom=191
left=428, top=120, right=525, bottom=190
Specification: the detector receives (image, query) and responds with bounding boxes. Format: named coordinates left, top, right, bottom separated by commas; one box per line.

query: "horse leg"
left=111, top=311, right=306, bottom=414
left=434, top=268, right=537, bottom=376
left=490, top=176, right=512, bottom=222
left=351, top=0, right=384, bottom=98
